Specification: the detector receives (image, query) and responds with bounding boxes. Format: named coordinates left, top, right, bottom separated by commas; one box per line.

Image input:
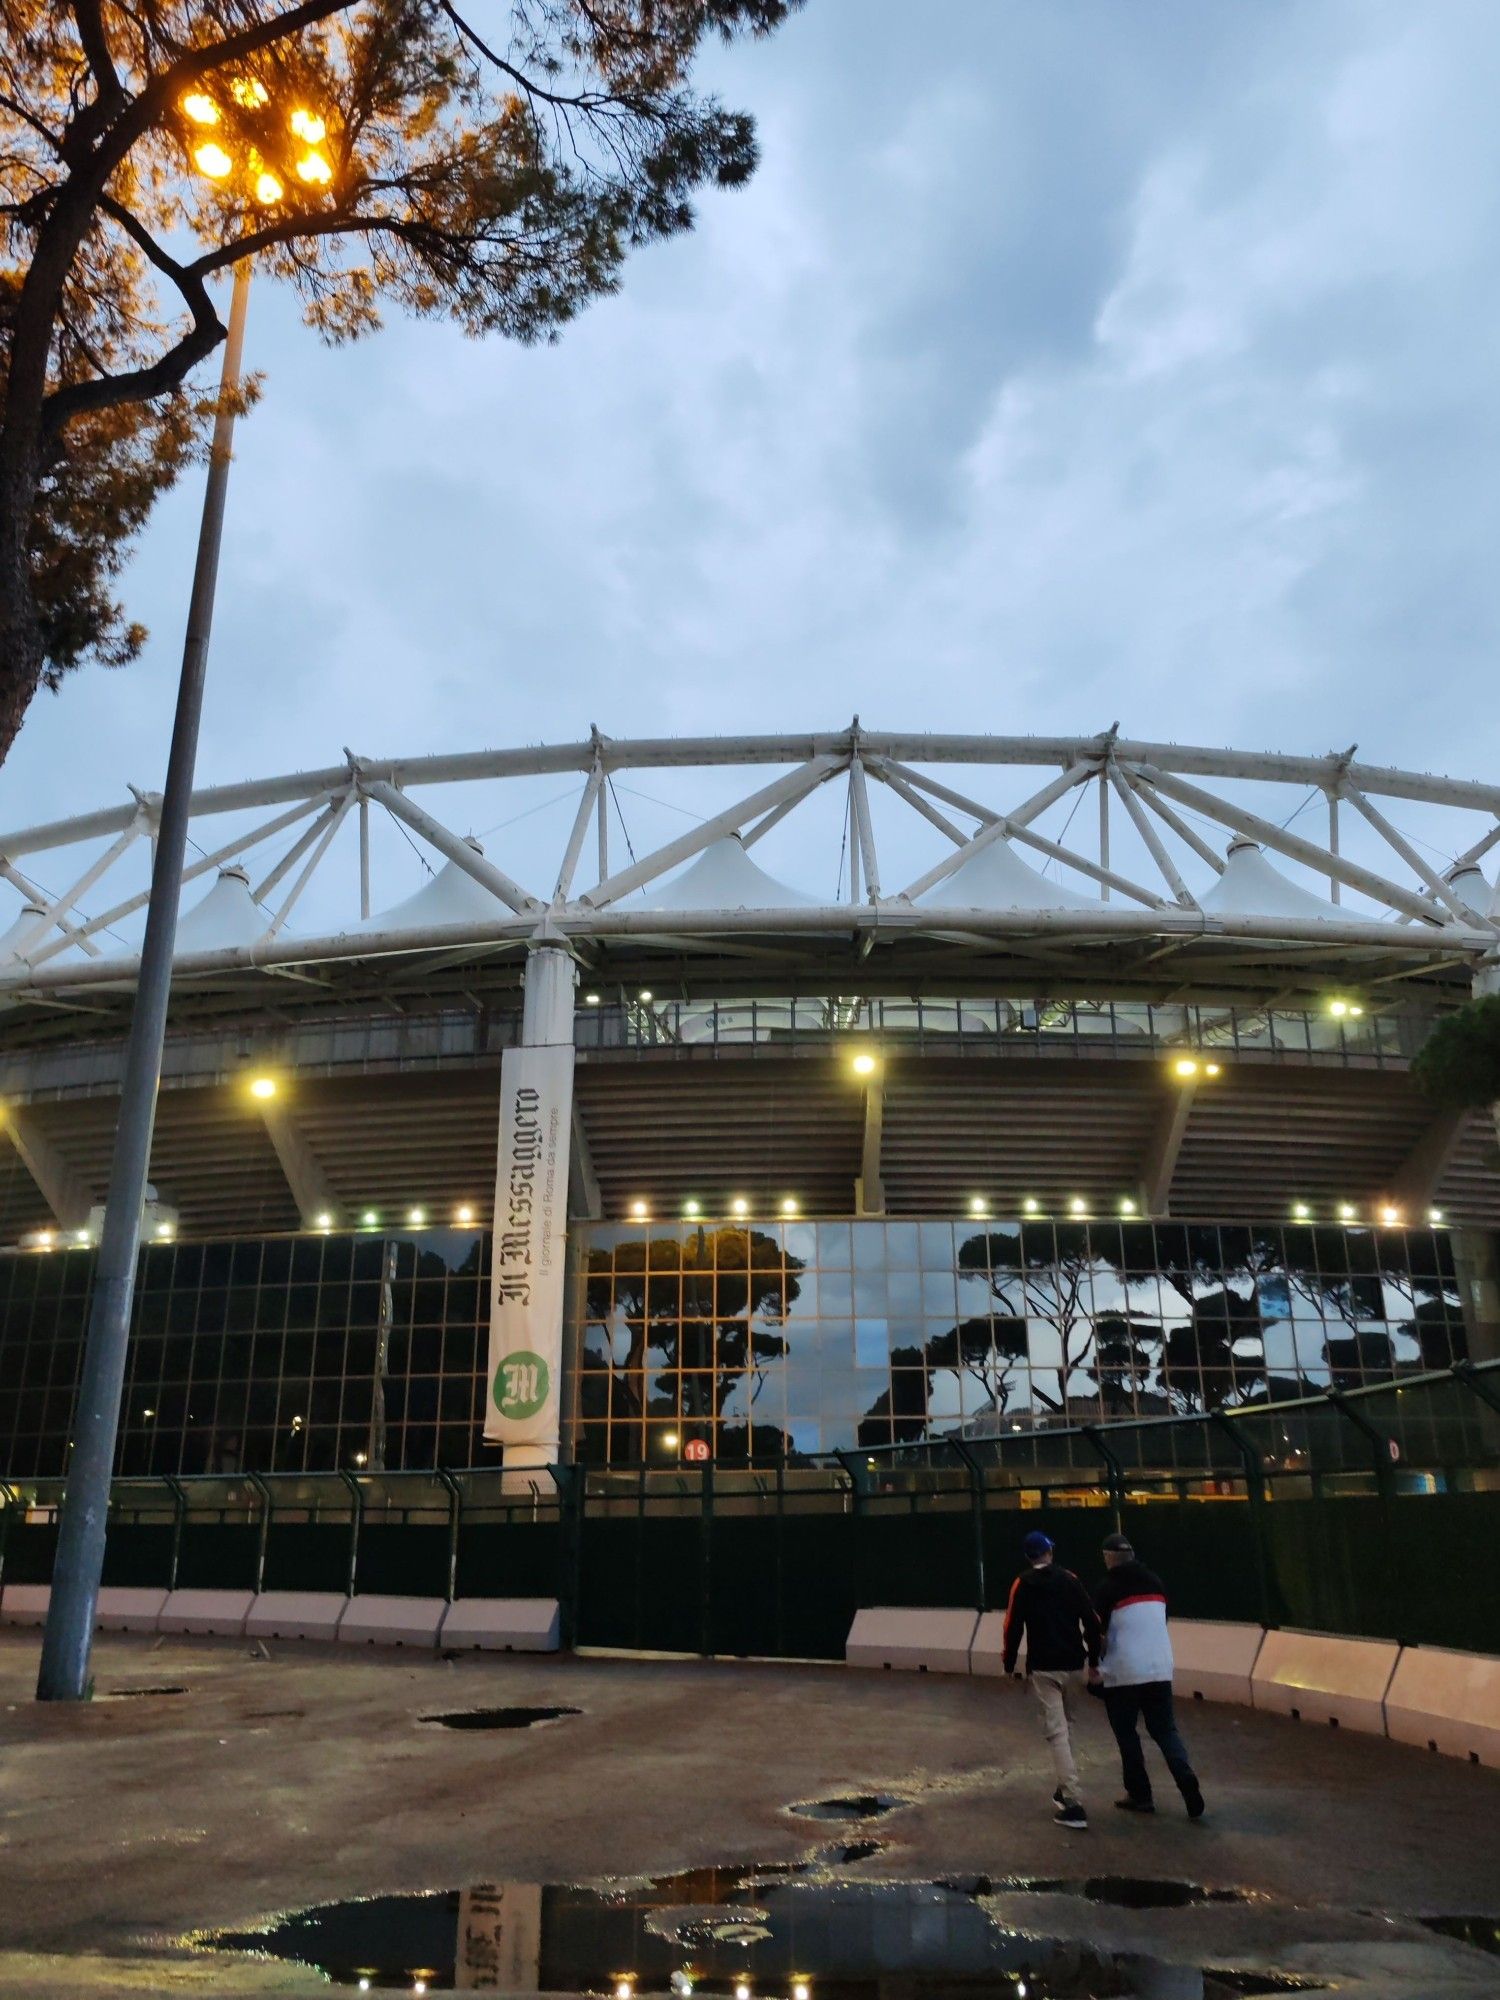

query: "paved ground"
left=0, top=1630, right=1497, bottom=1998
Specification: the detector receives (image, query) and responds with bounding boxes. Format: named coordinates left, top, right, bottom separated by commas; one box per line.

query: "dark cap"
left=1102, top=1532, right=1134, bottom=1555
left=1022, top=1530, right=1054, bottom=1563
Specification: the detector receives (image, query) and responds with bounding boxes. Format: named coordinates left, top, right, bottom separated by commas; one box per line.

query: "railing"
left=0, top=994, right=1433, bottom=1100
left=4, top=1362, right=1495, bottom=1658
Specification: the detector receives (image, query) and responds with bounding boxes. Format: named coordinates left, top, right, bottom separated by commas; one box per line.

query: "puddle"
left=418, top=1705, right=581, bottom=1731
left=98, top=1685, right=188, bottom=1700
left=786, top=1792, right=904, bottom=1822
left=1417, top=1914, right=1500, bottom=1955
left=825, top=1840, right=883, bottom=1864
left=965, top=1876, right=1253, bottom=1911
left=200, top=1866, right=1325, bottom=1995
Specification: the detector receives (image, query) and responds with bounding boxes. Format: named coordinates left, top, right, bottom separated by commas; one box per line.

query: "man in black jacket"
left=1001, top=1530, right=1102, bottom=1829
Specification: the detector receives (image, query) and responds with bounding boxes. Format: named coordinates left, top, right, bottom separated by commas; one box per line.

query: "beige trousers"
left=1029, top=1668, right=1086, bottom=1797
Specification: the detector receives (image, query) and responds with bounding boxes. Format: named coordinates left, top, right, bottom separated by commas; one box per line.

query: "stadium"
left=2, top=723, right=1498, bottom=1486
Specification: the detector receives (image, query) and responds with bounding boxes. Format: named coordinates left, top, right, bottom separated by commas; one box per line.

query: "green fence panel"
left=980, top=1506, right=1111, bottom=1611
left=262, top=1523, right=350, bottom=1593
left=454, top=1521, right=563, bottom=1600
left=1117, top=1505, right=1266, bottom=1625
left=176, top=1522, right=259, bottom=1591
left=1262, top=1497, right=1386, bottom=1638
left=354, top=1523, right=450, bottom=1597
left=857, top=1511, right=980, bottom=1611
left=1370, top=1493, right=1500, bottom=1653
left=576, top=1513, right=702, bottom=1653
left=706, top=1514, right=785, bottom=1658
left=99, top=1523, right=177, bottom=1589
left=2, top=1520, right=58, bottom=1585
left=777, top=1514, right=858, bottom=1659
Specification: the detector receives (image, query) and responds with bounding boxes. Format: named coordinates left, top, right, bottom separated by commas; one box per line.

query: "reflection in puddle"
left=203, top=1865, right=1324, bottom=1995
left=418, top=1705, right=581, bottom=1731
left=786, top=1793, right=904, bottom=1822
left=965, top=1878, right=1252, bottom=1911
left=1417, top=1913, right=1500, bottom=1955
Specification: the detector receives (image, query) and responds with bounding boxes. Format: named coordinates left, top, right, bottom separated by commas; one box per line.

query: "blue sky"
left=4, top=0, right=1497, bottom=915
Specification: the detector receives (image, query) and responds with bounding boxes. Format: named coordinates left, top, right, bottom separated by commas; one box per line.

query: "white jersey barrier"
left=0, top=1581, right=561, bottom=1655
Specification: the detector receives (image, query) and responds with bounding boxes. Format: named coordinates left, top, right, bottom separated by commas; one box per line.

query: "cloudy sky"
left=4, top=0, right=1498, bottom=917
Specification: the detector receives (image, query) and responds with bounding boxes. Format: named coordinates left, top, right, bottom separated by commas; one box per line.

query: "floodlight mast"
left=35, top=262, right=253, bottom=1704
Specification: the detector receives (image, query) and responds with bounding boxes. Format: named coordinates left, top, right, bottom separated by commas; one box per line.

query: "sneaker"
left=1054, top=1799, right=1088, bottom=1830
left=1052, top=1785, right=1067, bottom=1806
left=1183, top=1784, right=1206, bottom=1820
left=1114, top=1796, right=1155, bottom=1814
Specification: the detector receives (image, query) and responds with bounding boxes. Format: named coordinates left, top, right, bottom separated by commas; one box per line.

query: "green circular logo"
left=493, top=1350, right=550, bottom=1421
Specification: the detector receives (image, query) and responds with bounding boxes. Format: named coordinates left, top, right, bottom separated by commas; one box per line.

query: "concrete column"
left=502, top=942, right=576, bottom=1479
left=1452, top=1227, right=1500, bottom=1364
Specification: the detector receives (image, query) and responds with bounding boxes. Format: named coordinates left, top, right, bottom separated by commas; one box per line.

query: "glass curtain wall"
left=0, top=1218, right=1471, bottom=1479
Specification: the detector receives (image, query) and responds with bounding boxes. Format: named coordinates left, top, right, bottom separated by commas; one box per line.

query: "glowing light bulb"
left=969, top=1196, right=988, bottom=1215
left=662, top=1431, right=679, bottom=1449
left=295, top=150, right=333, bottom=186
left=314, top=1211, right=333, bottom=1230
left=731, top=1197, right=749, bottom=1217
left=408, top=1206, right=426, bottom=1226
left=1292, top=1202, right=1311, bottom=1220
left=852, top=1052, right=877, bottom=1076
left=1022, top=1196, right=1040, bottom=1214
left=683, top=1198, right=701, bottom=1217
left=456, top=1204, right=474, bottom=1225
left=181, top=92, right=220, bottom=125
left=1119, top=1197, right=1138, bottom=1216
left=585, top=991, right=601, bottom=1004
left=290, top=108, right=327, bottom=143
left=193, top=142, right=233, bottom=179
left=253, top=169, right=284, bottom=204
left=780, top=1197, right=798, bottom=1215
left=361, top=1209, right=379, bottom=1227
left=1328, top=998, right=1349, bottom=1018
left=248, top=1075, right=276, bottom=1099
left=1069, top=1196, right=1087, bottom=1216
left=1379, top=1204, right=1401, bottom=1226
left=1429, top=1207, right=1445, bottom=1225
left=1338, top=1202, right=1357, bottom=1222
left=1173, top=1057, right=1199, bottom=1080
left=631, top=1199, right=649, bottom=1219
left=638, top=988, right=654, bottom=1002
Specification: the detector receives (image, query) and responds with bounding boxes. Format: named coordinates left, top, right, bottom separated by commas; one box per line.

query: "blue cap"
left=1022, top=1530, right=1054, bottom=1562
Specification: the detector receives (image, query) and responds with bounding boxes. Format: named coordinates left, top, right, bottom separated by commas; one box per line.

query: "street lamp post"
left=37, top=85, right=332, bottom=1702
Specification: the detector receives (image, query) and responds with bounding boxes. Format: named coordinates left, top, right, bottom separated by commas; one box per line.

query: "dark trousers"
left=1103, top=1681, right=1200, bottom=1804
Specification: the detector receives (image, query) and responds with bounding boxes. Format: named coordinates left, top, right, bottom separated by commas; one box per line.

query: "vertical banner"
left=485, top=1043, right=572, bottom=1451
left=456, top=1882, right=543, bottom=1990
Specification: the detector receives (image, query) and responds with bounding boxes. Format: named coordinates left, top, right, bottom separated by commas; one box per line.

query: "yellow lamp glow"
left=683, top=1198, right=702, bottom=1217
left=731, top=1197, right=749, bottom=1216
left=1292, top=1201, right=1311, bottom=1220
left=968, top=1195, right=988, bottom=1216
left=1429, top=1206, right=1445, bottom=1224
left=1069, top=1196, right=1087, bottom=1216
left=1022, top=1196, right=1040, bottom=1214
left=230, top=75, right=270, bottom=108
left=1379, top=1204, right=1401, bottom=1226
left=295, top=150, right=333, bottom=187
left=1204, top=1062, right=1222, bottom=1077
left=314, top=1211, right=333, bottom=1230
left=1328, top=998, right=1349, bottom=1018
left=1338, top=1202, right=1357, bottom=1222
left=193, top=142, right=234, bottom=179
left=1173, top=1057, right=1199, bottom=1080
left=780, top=1196, right=798, bottom=1215
left=851, top=1052, right=877, bottom=1076
left=290, top=108, right=327, bottom=143
left=408, top=1206, right=426, bottom=1226
left=456, top=1204, right=475, bottom=1225
left=630, top=1199, right=649, bottom=1219
left=662, top=1431, right=679, bottom=1450
left=1120, top=1197, right=1138, bottom=1216
left=181, top=92, right=220, bottom=125
left=248, top=1075, right=277, bottom=1099
left=253, top=169, right=284, bottom=205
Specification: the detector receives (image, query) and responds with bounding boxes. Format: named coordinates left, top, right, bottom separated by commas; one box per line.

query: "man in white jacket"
left=1089, top=1531, right=1206, bottom=1819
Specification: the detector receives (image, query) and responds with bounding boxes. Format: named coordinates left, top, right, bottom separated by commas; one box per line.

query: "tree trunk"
left=0, top=444, right=45, bottom=769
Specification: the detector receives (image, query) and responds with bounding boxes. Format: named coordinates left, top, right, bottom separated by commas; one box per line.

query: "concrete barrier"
left=1171, top=1619, right=1266, bottom=1707
left=440, top=1598, right=561, bottom=1653
left=0, top=1583, right=50, bottom=1626
left=244, top=1592, right=348, bottom=1643
left=1252, top=1627, right=1399, bottom=1735
left=94, top=1586, right=170, bottom=1633
left=969, top=1610, right=1017, bottom=1678
left=157, top=1588, right=255, bottom=1637
left=1384, top=1645, right=1500, bottom=1768
left=338, top=1595, right=448, bottom=1648
left=847, top=1607, right=978, bottom=1675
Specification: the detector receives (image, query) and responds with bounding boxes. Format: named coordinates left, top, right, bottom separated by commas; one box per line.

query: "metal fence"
left=0, top=993, right=1431, bottom=1102
left=3, top=1359, right=1497, bottom=1658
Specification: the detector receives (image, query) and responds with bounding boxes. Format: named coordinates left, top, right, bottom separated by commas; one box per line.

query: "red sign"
left=683, top=1438, right=711, bottom=1463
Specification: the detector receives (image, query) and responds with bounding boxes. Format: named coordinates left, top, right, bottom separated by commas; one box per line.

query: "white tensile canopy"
left=1200, top=838, right=1339, bottom=921
left=919, top=837, right=1094, bottom=911
left=357, top=840, right=512, bottom=933
left=642, top=834, right=813, bottom=910
left=172, top=866, right=271, bottom=956
left=0, top=903, right=47, bottom=964
left=1446, top=863, right=1495, bottom=920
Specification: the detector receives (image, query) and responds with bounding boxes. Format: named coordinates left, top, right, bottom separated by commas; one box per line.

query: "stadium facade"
left=2, top=726, right=1498, bottom=1484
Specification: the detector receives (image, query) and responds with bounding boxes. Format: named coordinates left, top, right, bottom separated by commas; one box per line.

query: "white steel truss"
left=1, top=723, right=1498, bottom=998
